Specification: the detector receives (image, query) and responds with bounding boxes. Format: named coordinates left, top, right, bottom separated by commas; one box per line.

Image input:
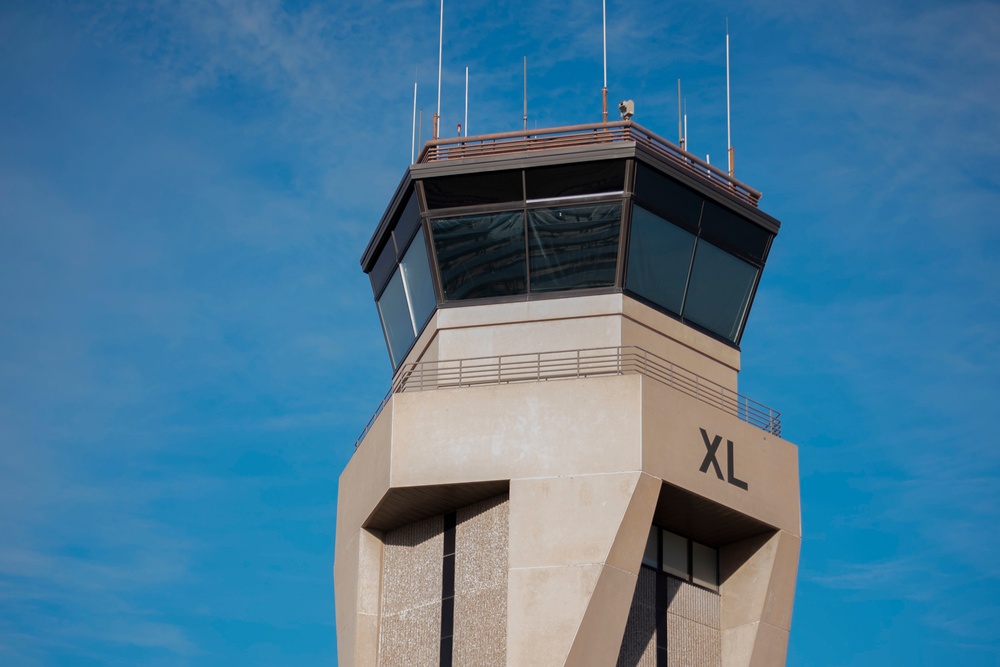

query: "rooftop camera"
left=618, top=100, right=635, bottom=120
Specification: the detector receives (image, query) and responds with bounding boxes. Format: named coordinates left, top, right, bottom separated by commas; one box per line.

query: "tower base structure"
left=335, top=294, right=800, bottom=666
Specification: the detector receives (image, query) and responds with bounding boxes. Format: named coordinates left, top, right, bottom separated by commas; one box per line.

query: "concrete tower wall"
left=335, top=295, right=799, bottom=666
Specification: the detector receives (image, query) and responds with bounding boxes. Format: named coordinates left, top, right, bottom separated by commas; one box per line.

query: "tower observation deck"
left=335, top=120, right=800, bottom=666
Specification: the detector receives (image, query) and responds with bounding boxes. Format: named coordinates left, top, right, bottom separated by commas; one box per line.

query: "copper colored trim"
left=417, top=121, right=762, bottom=207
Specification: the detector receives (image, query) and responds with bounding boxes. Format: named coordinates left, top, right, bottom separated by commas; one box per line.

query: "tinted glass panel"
left=393, top=190, right=422, bottom=250
left=661, top=530, right=688, bottom=579
left=634, top=162, right=703, bottom=232
left=369, top=239, right=397, bottom=298
left=431, top=211, right=527, bottom=300
left=683, top=241, right=759, bottom=343
left=400, top=232, right=437, bottom=331
left=377, top=268, right=415, bottom=367
left=423, top=170, right=523, bottom=209
left=691, top=542, right=718, bottom=590
left=700, top=200, right=772, bottom=264
left=626, top=205, right=696, bottom=315
left=525, top=159, right=625, bottom=200
left=527, top=202, right=620, bottom=292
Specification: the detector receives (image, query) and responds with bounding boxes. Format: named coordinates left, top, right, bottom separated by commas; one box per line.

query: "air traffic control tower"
left=335, top=121, right=800, bottom=667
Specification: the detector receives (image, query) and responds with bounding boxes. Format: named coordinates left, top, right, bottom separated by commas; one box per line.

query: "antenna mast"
left=434, top=0, right=443, bottom=140
left=601, top=0, right=608, bottom=123
left=726, top=18, right=734, bottom=177
left=411, top=78, right=418, bottom=163
left=523, top=57, right=528, bottom=131
left=677, top=79, right=684, bottom=151
left=684, top=100, right=688, bottom=154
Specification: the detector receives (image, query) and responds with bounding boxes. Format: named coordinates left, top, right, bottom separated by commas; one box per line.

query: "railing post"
left=458, top=358, right=463, bottom=387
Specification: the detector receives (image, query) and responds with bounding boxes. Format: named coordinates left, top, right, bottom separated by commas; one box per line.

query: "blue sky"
left=0, top=0, right=997, bottom=665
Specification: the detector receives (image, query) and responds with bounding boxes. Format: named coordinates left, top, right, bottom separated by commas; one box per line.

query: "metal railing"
left=417, top=121, right=762, bottom=208
left=353, top=345, right=781, bottom=448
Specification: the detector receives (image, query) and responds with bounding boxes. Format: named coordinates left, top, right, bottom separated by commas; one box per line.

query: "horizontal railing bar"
left=354, top=345, right=781, bottom=448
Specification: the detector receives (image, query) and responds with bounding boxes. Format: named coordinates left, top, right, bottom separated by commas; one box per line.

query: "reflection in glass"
left=528, top=203, right=620, bottom=292
left=431, top=212, right=526, bottom=300
left=683, top=241, right=759, bottom=342
left=525, top=160, right=625, bottom=200
left=626, top=206, right=696, bottom=315
left=634, top=162, right=703, bottom=231
left=370, top=240, right=397, bottom=298
left=400, top=232, right=437, bottom=331
left=377, top=268, right=415, bottom=367
left=700, top=200, right=772, bottom=263
left=423, top=170, right=523, bottom=209
left=393, top=191, right=422, bottom=249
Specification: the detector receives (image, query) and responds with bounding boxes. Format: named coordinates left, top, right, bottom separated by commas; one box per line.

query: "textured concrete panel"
left=379, top=515, right=444, bottom=665
left=454, top=587, right=507, bottom=666
left=616, top=567, right=656, bottom=667
left=618, top=571, right=722, bottom=667
left=455, top=495, right=508, bottom=667
left=381, top=515, right=444, bottom=615
left=379, top=603, right=442, bottom=667
left=668, top=577, right=721, bottom=630
left=667, top=613, right=721, bottom=667
left=456, top=495, right=508, bottom=594
left=667, top=578, right=721, bottom=666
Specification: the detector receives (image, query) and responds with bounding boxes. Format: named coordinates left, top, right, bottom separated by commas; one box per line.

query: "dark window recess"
left=682, top=241, right=759, bottom=343
left=440, top=512, right=457, bottom=667
left=369, top=239, right=397, bottom=298
left=634, top=161, right=704, bottom=232
left=423, top=169, right=523, bottom=209
left=393, top=191, right=422, bottom=250
left=528, top=202, right=621, bottom=292
left=655, top=571, right=668, bottom=667
left=625, top=205, right=695, bottom=316
left=644, top=525, right=719, bottom=589
left=699, top=200, right=772, bottom=264
left=525, top=159, right=625, bottom=200
left=431, top=212, right=527, bottom=300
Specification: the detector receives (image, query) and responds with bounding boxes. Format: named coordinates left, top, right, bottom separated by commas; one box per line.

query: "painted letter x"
left=699, top=428, right=724, bottom=480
